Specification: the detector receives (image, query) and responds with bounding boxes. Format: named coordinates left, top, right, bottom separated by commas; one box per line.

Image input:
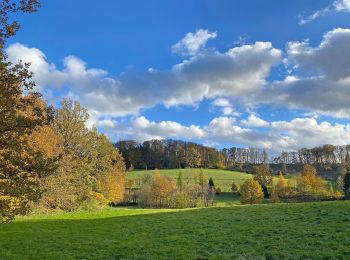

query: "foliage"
left=275, top=172, right=287, bottom=197
left=0, top=0, right=59, bottom=221
left=185, top=147, right=202, bottom=168
left=231, top=182, right=239, bottom=195
left=296, top=164, right=325, bottom=192
left=208, top=177, right=215, bottom=188
left=253, top=164, right=273, bottom=198
left=37, top=99, right=125, bottom=212
left=344, top=169, right=350, bottom=197
left=240, top=179, right=264, bottom=205
left=269, top=190, right=280, bottom=203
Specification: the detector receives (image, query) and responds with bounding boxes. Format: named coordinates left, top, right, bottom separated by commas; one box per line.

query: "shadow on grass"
left=1, top=201, right=350, bottom=259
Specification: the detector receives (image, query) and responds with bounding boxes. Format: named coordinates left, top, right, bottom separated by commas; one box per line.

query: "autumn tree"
left=275, top=172, right=287, bottom=197
left=253, top=164, right=273, bottom=198
left=296, top=164, right=324, bottom=192
left=0, top=0, right=59, bottom=221
left=38, top=99, right=125, bottom=211
left=240, top=179, right=264, bottom=205
left=186, top=147, right=201, bottom=168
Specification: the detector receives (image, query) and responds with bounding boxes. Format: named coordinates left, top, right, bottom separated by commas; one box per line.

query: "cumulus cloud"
left=171, top=29, right=217, bottom=56
left=299, top=0, right=350, bottom=25
left=268, top=28, right=350, bottom=118
left=7, top=39, right=282, bottom=118
left=99, top=115, right=350, bottom=152
left=211, top=98, right=240, bottom=116
left=241, top=114, right=269, bottom=127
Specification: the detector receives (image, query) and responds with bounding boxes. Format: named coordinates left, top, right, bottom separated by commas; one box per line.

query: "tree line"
left=273, top=144, right=350, bottom=165
left=116, top=140, right=269, bottom=170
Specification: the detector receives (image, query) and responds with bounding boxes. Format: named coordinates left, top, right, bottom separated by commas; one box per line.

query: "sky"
left=6, top=0, right=350, bottom=152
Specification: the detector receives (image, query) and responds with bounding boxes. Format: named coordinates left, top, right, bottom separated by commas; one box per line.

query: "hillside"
left=1, top=201, right=349, bottom=259
left=125, top=168, right=296, bottom=192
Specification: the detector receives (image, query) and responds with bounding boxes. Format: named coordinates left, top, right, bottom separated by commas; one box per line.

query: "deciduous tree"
left=240, top=179, right=264, bottom=205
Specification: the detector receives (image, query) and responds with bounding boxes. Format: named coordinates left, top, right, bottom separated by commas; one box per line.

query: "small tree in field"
left=231, top=182, right=239, bottom=195
left=275, top=172, right=287, bottom=197
left=208, top=178, right=215, bottom=189
left=240, top=179, right=264, bottom=205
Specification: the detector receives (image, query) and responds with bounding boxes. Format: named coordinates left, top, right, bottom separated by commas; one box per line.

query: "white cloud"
left=241, top=114, right=269, bottom=127
left=95, top=115, right=350, bottom=152
left=268, top=28, right=350, bottom=118
left=171, top=29, right=217, bottom=56
left=299, top=0, right=350, bottom=25
left=7, top=40, right=281, bottom=118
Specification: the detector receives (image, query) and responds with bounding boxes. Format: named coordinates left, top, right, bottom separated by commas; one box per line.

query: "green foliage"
left=231, top=182, right=239, bottom=195
left=208, top=177, right=215, bottom=188
left=344, top=169, right=350, bottom=197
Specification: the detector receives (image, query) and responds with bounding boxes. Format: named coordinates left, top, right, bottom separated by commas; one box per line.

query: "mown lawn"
left=1, top=201, right=350, bottom=259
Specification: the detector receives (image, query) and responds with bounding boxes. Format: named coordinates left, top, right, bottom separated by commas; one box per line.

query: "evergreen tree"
left=208, top=178, right=215, bottom=188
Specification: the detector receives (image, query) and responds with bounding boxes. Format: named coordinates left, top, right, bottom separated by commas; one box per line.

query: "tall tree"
left=0, top=0, right=57, bottom=222
left=253, top=164, right=273, bottom=198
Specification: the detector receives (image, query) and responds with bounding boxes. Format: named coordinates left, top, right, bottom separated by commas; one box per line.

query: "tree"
left=344, top=169, right=350, bottom=199
left=297, top=164, right=324, bottom=192
left=176, top=171, right=183, bottom=191
left=275, top=172, right=287, bottom=197
left=253, top=164, right=273, bottom=198
left=186, top=147, right=201, bottom=168
left=0, top=0, right=59, bottom=221
left=38, top=99, right=125, bottom=211
left=231, top=182, right=239, bottom=195
left=240, top=179, right=264, bottom=205
left=208, top=178, right=215, bottom=188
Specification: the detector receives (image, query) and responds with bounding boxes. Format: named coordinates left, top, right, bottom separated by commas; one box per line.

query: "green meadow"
left=1, top=201, right=350, bottom=259
left=125, top=168, right=296, bottom=191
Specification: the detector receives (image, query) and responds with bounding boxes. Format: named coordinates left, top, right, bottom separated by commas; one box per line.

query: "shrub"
left=240, top=179, right=264, bottom=205
left=215, top=187, right=221, bottom=195
left=231, top=182, right=239, bottom=195
left=269, top=191, right=280, bottom=203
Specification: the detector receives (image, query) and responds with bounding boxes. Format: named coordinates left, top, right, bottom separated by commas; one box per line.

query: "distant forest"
left=116, top=140, right=350, bottom=170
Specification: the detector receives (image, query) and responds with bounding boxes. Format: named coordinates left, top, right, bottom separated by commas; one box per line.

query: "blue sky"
left=7, top=0, right=350, bottom=152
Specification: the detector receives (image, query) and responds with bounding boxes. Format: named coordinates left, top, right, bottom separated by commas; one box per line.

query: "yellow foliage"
left=275, top=172, right=287, bottom=196
left=297, top=164, right=325, bottom=192
left=240, top=179, right=264, bottom=205
left=103, top=169, right=125, bottom=203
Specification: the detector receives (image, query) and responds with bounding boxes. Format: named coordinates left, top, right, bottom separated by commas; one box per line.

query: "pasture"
left=125, top=168, right=296, bottom=192
left=1, top=201, right=349, bottom=259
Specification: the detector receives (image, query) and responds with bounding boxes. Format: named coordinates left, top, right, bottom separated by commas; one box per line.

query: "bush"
left=215, top=187, right=221, bottom=195
left=231, top=182, right=240, bottom=195
left=240, top=179, right=264, bottom=205
left=269, top=191, right=280, bottom=203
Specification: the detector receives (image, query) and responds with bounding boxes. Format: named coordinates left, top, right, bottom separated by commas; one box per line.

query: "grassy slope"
left=126, top=169, right=253, bottom=191
left=1, top=201, right=350, bottom=259
left=126, top=168, right=296, bottom=192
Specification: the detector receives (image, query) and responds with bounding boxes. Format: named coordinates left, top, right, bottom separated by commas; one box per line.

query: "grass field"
left=126, top=168, right=253, bottom=191
left=125, top=168, right=296, bottom=192
left=1, top=201, right=350, bottom=259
